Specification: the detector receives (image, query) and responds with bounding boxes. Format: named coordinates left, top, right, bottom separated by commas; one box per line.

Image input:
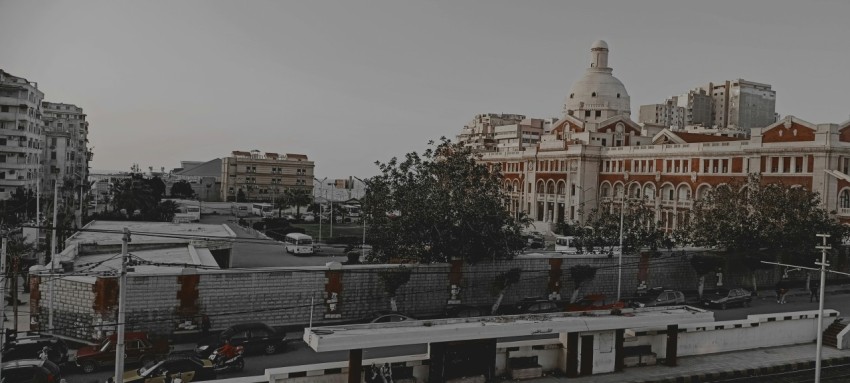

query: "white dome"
left=591, top=40, right=608, bottom=50
left=564, top=41, right=631, bottom=121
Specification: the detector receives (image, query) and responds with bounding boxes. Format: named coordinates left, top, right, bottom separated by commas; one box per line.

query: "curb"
left=634, top=355, right=850, bottom=383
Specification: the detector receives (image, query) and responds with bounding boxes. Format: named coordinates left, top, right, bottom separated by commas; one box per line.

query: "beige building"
left=42, top=102, right=91, bottom=192
left=703, top=79, right=777, bottom=130
left=639, top=101, right=685, bottom=128
left=0, top=69, right=45, bottom=199
left=457, top=113, right=527, bottom=150
left=220, top=150, right=314, bottom=202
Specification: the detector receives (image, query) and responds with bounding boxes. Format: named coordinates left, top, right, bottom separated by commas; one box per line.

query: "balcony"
left=661, top=200, right=675, bottom=207
left=839, top=208, right=850, bottom=216
left=677, top=201, right=693, bottom=209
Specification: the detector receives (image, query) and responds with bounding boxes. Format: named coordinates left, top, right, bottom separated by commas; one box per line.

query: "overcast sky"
left=1, top=1, right=848, bottom=179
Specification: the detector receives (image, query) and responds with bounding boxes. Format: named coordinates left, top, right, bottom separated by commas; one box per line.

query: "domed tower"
left=564, top=40, right=631, bottom=123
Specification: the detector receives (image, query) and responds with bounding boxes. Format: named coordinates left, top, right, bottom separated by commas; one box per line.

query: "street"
left=62, top=290, right=850, bottom=382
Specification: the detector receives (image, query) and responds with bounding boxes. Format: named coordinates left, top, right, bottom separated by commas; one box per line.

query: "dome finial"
left=590, top=40, right=609, bottom=69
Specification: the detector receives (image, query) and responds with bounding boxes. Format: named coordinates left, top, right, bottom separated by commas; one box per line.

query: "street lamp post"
left=314, top=177, right=326, bottom=243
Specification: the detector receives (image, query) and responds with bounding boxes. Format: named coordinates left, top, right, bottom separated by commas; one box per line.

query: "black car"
left=195, top=323, right=286, bottom=358
left=122, top=355, right=216, bottom=383
left=702, top=287, right=753, bottom=310
left=2, top=333, right=70, bottom=366
left=1, top=359, right=62, bottom=383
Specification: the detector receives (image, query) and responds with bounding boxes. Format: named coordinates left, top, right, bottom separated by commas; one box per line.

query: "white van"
left=284, top=233, right=314, bottom=255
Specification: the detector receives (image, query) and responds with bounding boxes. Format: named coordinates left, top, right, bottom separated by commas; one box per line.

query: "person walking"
left=201, top=314, right=211, bottom=337
left=810, top=281, right=819, bottom=303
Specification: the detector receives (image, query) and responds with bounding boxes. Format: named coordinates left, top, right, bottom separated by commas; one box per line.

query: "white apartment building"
left=0, top=69, right=45, bottom=199
left=42, top=102, right=91, bottom=192
left=457, top=113, right=527, bottom=151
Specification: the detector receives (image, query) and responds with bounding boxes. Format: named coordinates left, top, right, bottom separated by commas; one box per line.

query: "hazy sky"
left=1, top=1, right=848, bottom=179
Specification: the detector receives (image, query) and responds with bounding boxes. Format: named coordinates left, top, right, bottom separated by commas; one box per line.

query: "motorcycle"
left=209, top=345, right=245, bottom=373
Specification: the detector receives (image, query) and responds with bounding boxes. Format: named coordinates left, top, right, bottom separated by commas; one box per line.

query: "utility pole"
left=761, top=233, right=850, bottom=383
left=114, top=228, right=130, bottom=383
left=48, top=180, right=58, bottom=333
left=0, top=238, right=6, bottom=383
left=814, top=234, right=830, bottom=383
left=36, top=181, right=40, bottom=263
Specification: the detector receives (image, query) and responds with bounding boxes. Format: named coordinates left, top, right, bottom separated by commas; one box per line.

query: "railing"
left=839, top=208, right=850, bottom=216
left=661, top=200, right=675, bottom=207
left=677, top=201, right=693, bottom=209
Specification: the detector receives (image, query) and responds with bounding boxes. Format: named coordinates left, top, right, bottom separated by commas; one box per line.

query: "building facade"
left=220, top=150, right=314, bottom=202
left=466, top=41, right=850, bottom=230
left=0, top=69, right=45, bottom=199
left=458, top=113, right=528, bottom=151
left=42, top=102, right=91, bottom=192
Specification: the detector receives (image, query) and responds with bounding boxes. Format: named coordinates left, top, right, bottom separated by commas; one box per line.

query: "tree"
left=569, top=264, right=598, bottom=303
left=579, top=198, right=662, bottom=255
left=690, top=174, right=848, bottom=290
left=362, top=138, right=528, bottom=264
left=690, top=254, right=724, bottom=299
left=491, top=268, right=521, bottom=314
left=170, top=181, right=196, bottom=199
left=286, top=189, right=312, bottom=218
left=377, top=266, right=412, bottom=312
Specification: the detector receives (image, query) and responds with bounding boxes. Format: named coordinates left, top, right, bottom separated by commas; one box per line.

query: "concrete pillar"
left=665, top=324, right=678, bottom=367
left=615, top=329, right=625, bottom=372
left=565, top=332, right=579, bottom=377
left=348, top=349, right=362, bottom=383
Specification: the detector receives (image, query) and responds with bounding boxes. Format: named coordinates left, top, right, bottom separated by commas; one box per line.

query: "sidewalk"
left=509, top=343, right=850, bottom=383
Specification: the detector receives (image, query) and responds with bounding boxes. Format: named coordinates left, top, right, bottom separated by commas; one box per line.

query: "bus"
left=173, top=203, right=201, bottom=222
left=284, top=233, right=314, bottom=255
left=251, top=203, right=274, bottom=218
left=554, top=235, right=621, bottom=258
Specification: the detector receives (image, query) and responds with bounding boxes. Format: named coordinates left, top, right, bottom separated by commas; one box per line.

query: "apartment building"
left=220, top=150, right=314, bottom=202
left=457, top=113, right=527, bottom=151
left=0, top=69, right=45, bottom=200
left=703, top=79, right=777, bottom=130
left=467, top=41, right=850, bottom=229
left=42, top=102, right=91, bottom=191
left=638, top=101, right=685, bottom=128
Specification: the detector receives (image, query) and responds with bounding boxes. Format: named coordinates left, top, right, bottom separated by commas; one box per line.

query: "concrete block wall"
left=34, top=278, right=97, bottom=339
left=125, top=275, right=181, bottom=334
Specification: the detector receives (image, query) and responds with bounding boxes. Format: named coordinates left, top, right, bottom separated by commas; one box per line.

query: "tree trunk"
left=698, top=276, right=705, bottom=299
left=390, top=296, right=398, bottom=312
left=570, top=284, right=582, bottom=303
left=805, top=272, right=811, bottom=291
left=491, top=292, right=505, bottom=315
left=752, top=273, right=759, bottom=296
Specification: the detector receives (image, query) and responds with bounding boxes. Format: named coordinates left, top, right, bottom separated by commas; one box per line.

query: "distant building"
left=172, top=158, right=222, bottom=201
left=457, top=113, right=527, bottom=151
left=220, top=150, right=314, bottom=202
left=0, top=69, right=45, bottom=199
left=42, top=102, right=91, bottom=193
left=641, top=79, right=776, bottom=131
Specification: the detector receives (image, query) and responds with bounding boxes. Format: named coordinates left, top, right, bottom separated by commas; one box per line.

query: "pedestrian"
left=775, top=282, right=783, bottom=304
left=201, top=314, right=211, bottom=337
left=810, top=282, right=819, bottom=303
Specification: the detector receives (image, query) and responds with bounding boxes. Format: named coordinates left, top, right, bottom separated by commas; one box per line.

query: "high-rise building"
left=220, top=150, right=314, bottom=202
left=0, top=69, right=45, bottom=199
left=639, top=101, right=685, bottom=128
left=42, top=102, right=91, bottom=192
left=457, top=113, right=527, bottom=151
left=640, top=79, right=776, bottom=131
left=702, top=79, right=776, bottom=130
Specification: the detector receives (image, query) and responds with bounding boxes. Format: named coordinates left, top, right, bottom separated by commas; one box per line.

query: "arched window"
left=569, top=93, right=574, bottom=99
left=617, top=93, right=621, bottom=98
left=841, top=190, right=850, bottom=209
left=591, top=92, right=597, bottom=97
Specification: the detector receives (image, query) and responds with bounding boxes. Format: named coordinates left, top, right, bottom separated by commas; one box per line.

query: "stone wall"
left=32, top=253, right=833, bottom=341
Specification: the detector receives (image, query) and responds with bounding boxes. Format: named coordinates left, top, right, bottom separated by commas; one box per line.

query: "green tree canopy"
left=170, top=180, right=196, bottom=199
left=579, top=197, right=662, bottom=253
left=689, top=174, right=847, bottom=266
left=362, top=138, right=528, bottom=264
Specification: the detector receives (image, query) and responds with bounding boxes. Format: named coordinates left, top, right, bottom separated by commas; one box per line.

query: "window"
left=591, top=92, right=597, bottom=97
left=595, top=110, right=601, bottom=117
left=841, top=190, right=850, bottom=209
left=0, top=106, right=7, bottom=112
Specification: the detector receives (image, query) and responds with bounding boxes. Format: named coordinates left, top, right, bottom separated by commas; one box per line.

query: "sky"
left=1, top=1, right=849, bottom=179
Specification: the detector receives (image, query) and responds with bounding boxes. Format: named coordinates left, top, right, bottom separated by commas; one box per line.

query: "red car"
left=566, top=294, right=625, bottom=312
left=76, top=332, right=171, bottom=374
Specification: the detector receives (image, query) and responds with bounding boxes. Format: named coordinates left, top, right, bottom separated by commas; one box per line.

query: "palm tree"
left=285, top=188, right=312, bottom=218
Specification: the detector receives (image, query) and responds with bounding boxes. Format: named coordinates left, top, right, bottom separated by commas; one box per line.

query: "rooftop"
left=305, top=306, right=713, bottom=352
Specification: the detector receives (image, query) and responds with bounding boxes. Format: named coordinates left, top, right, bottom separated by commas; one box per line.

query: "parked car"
left=514, top=298, right=567, bottom=314
left=702, top=288, right=752, bottom=310
left=76, top=332, right=171, bottom=374
left=444, top=305, right=488, bottom=318
left=2, top=333, right=70, bottom=366
left=370, top=313, right=415, bottom=323
left=195, top=323, right=286, bottom=358
left=566, top=294, right=625, bottom=312
left=1, top=359, right=62, bottom=383
left=630, top=290, right=686, bottom=308
left=122, top=354, right=216, bottom=383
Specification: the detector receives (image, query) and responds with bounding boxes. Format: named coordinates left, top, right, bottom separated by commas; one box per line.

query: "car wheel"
left=721, top=302, right=727, bottom=310
left=264, top=344, right=277, bottom=355
left=140, top=355, right=156, bottom=366
left=235, top=358, right=245, bottom=372
left=80, top=361, right=98, bottom=374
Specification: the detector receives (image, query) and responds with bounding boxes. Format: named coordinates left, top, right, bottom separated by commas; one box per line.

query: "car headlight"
left=196, top=345, right=209, bottom=352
